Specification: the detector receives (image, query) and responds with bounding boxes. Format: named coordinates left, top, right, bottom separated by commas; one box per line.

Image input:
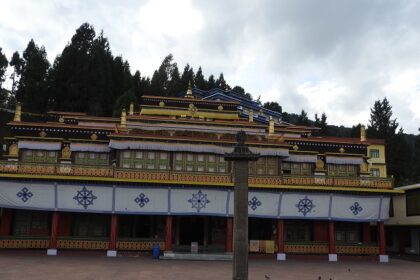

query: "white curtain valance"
left=249, top=147, right=289, bottom=157
left=70, top=143, right=111, bottom=153
left=326, top=156, right=364, bottom=165
left=283, top=154, right=317, bottom=163
left=18, top=140, right=61, bottom=151
left=109, top=140, right=289, bottom=157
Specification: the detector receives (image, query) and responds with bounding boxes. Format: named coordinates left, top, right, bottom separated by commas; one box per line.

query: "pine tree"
left=194, top=66, right=206, bottom=90
left=9, top=52, right=23, bottom=97
left=297, top=110, right=309, bottom=125
left=150, top=54, right=178, bottom=96
left=367, top=98, right=399, bottom=139
left=263, top=102, right=282, bottom=113
left=0, top=47, right=7, bottom=89
left=320, top=113, right=328, bottom=135
left=216, top=73, right=229, bottom=90
left=16, top=39, right=50, bottom=113
left=207, top=74, right=216, bottom=89
left=48, top=23, right=133, bottom=115
left=181, top=64, right=195, bottom=91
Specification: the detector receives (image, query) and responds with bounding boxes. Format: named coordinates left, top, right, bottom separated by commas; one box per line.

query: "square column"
left=328, top=220, right=337, bottom=262
left=47, top=212, right=59, bottom=256
left=225, top=217, right=233, bottom=253
left=107, top=214, right=118, bottom=257
left=363, top=223, right=371, bottom=244
left=0, top=209, right=13, bottom=236
left=165, top=216, right=173, bottom=252
left=276, top=219, right=286, bottom=261
left=378, top=222, right=388, bottom=263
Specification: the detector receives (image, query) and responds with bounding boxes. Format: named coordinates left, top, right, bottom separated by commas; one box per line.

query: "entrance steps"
left=161, top=252, right=232, bottom=261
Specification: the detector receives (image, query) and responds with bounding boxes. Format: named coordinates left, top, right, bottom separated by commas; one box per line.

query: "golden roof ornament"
left=293, top=145, right=299, bottom=151
left=121, top=108, right=127, bottom=128
left=39, top=130, right=47, bottom=137
left=185, top=81, right=194, bottom=98
left=58, top=117, right=65, bottom=123
left=339, top=147, right=345, bottom=153
left=218, top=105, right=223, bottom=111
left=61, top=146, right=71, bottom=160
left=360, top=124, right=366, bottom=142
left=159, top=101, right=165, bottom=107
left=129, top=102, right=134, bottom=115
left=90, top=133, right=98, bottom=140
left=8, top=144, right=18, bottom=157
left=13, top=102, right=21, bottom=122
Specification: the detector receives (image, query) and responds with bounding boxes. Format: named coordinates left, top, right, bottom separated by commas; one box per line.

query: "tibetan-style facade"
left=0, top=93, right=400, bottom=262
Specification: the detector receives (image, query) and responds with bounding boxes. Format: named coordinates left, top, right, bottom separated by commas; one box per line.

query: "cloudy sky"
left=1, top=0, right=420, bottom=134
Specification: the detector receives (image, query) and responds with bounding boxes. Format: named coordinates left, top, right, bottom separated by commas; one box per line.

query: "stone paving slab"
left=0, top=251, right=419, bottom=280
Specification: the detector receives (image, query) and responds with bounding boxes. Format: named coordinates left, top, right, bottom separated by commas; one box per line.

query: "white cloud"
left=0, top=0, right=419, bottom=133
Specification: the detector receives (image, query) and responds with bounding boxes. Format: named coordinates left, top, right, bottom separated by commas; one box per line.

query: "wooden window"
left=370, top=149, right=380, bottom=158
left=249, top=157, right=279, bottom=176
left=327, top=164, right=358, bottom=177
left=74, top=152, right=109, bottom=165
left=119, top=150, right=169, bottom=170
left=285, top=221, right=310, bottom=242
left=406, top=191, right=420, bottom=216
left=371, top=168, right=380, bottom=177
left=283, top=162, right=313, bottom=176
left=21, top=149, right=58, bottom=163
left=171, top=153, right=227, bottom=173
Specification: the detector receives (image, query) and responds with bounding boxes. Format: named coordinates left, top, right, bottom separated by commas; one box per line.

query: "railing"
left=0, top=161, right=393, bottom=189
left=0, top=236, right=49, bottom=249
left=117, top=238, right=165, bottom=251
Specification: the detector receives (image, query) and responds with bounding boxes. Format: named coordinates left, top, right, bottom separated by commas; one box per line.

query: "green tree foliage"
left=180, top=64, right=195, bottom=92
left=315, top=113, right=328, bottom=135
left=0, top=47, right=8, bottom=88
left=113, top=88, right=138, bottom=117
left=0, top=47, right=8, bottom=107
left=297, top=110, right=309, bottom=126
left=207, top=74, right=216, bottom=89
left=263, top=101, right=282, bottom=114
left=15, top=40, right=50, bottom=113
left=366, top=97, right=418, bottom=185
left=367, top=98, right=399, bottom=139
left=48, top=23, right=137, bottom=115
left=9, top=52, right=23, bottom=98
left=194, top=66, right=206, bottom=90
left=216, top=73, right=229, bottom=90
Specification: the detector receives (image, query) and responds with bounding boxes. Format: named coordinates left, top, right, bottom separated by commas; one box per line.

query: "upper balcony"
left=0, top=161, right=394, bottom=191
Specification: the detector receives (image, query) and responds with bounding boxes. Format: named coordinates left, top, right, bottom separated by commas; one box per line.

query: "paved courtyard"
left=0, top=251, right=419, bottom=280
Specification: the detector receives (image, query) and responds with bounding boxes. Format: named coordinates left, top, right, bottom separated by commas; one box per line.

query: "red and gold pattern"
left=0, top=239, right=49, bottom=249
left=117, top=241, right=165, bottom=251
left=57, top=239, right=108, bottom=250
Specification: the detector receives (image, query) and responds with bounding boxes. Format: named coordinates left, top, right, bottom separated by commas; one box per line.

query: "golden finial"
left=121, top=108, right=127, bottom=128
left=185, top=81, right=194, bottom=98
left=360, top=125, right=366, bottom=142
left=129, top=102, right=134, bottom=115
left=248, top=110, right=254, bottom=122
left=268, top=116, right=274, bottom=135
left=13, top=102, right=21, bottom=122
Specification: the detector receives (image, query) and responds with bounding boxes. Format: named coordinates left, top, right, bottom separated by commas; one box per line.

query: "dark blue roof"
left=190, top=88, right=282, bottom=119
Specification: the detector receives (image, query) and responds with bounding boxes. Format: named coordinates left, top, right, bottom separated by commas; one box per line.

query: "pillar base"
left=47, top=249, right=57, bottom=256
left=276, top=253, right=286, bottom=261
left=328, top=254, right=337, bottom=262
left=107, top=250, right=117, bottom=257
left=379, top=255, right=389, bottom=263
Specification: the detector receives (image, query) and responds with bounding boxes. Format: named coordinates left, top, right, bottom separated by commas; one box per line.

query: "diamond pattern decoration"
left=248, top=196, right=262, bottom=211
left=296, top=196, right=315, bottom=216
left=134, top=193, right=150, bottom=208
left=73, top=186, right=97, bottom=209
left=350, top=201, right=363, bottom=215
left=188, top=190, right=210, bottom=213
left=16, top=187, right=33, bottom=203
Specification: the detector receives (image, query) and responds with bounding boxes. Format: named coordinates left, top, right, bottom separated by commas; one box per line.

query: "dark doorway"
left=179, top=216, right=204, bottom=245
